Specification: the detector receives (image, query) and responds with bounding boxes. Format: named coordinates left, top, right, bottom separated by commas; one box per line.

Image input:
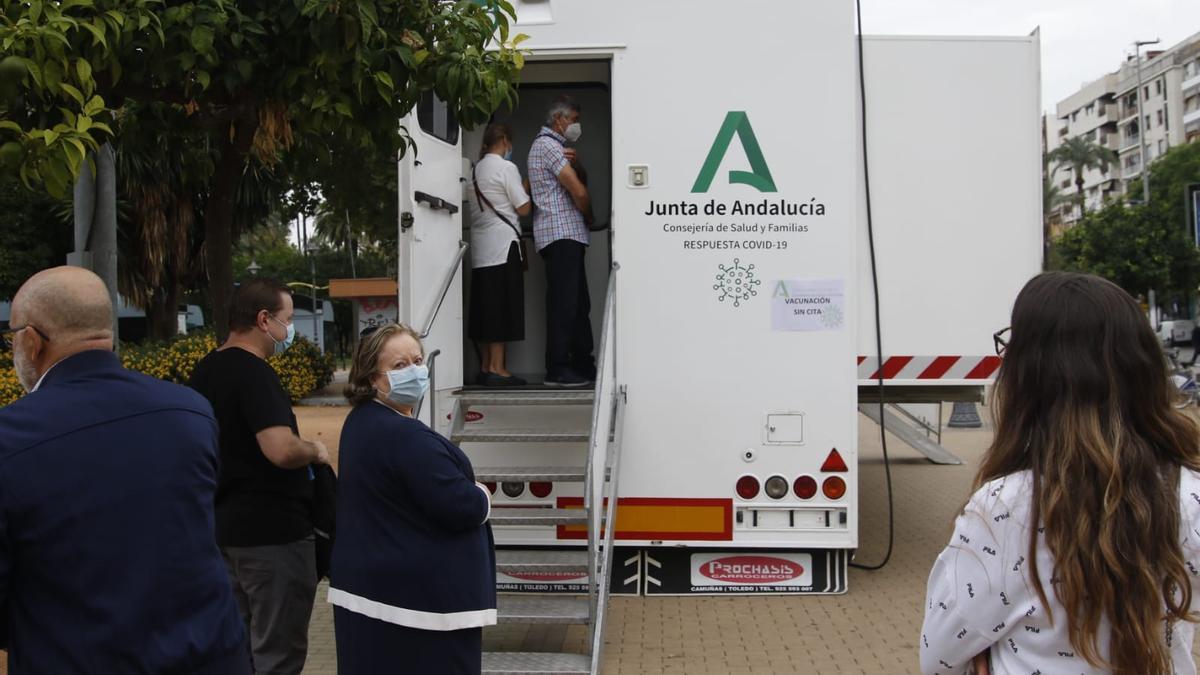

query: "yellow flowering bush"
left=0, top=349, right=22, bottom=407
left=267, top=335, right=336, bottom=403
left=0, top=331, right=335, bottom=408
left=120, top=332, right=219, bottom=384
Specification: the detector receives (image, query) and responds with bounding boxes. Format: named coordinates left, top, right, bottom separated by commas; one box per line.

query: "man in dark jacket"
left=0, top=266, right=247, bottom=674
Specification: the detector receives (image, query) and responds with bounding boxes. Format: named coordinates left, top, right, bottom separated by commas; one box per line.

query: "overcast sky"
left=860, top=0, right=1200, bottom=113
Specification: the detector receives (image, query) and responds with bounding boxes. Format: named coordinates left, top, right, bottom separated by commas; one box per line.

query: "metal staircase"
left=449, top=269, right=625, bottom=675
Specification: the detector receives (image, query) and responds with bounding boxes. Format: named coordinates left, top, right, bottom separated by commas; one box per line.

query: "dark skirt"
left=333, top=606, right=483, bottom=675
left=469, top=241, right=525, bottom=343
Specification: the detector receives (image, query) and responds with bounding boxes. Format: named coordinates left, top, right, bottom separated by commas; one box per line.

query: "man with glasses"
left=0, top=266, right=248, bottom=673
left=188, top=278, right=330, bottom=675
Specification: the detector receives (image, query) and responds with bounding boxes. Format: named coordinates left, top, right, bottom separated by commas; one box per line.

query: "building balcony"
left=1121, top=134, right=1141, bottom=150
left=1184, top=73, right=1200, bottom=95
left=1184, top=108, right=1200, bottom=127
left=1097, top=103, right=1119, bottom=119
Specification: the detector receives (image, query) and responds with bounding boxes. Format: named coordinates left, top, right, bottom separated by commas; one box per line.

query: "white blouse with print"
left=921, top=468, right=1200, bottom=675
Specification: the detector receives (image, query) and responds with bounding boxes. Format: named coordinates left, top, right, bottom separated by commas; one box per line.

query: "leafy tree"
left=1046, top=136, right=1118, bottom=215
left=1148, top=141, right=1200, bottom=236
left=1, top=0, right=526, bottom=338
left=1055, top=202, right=1200, bottom=298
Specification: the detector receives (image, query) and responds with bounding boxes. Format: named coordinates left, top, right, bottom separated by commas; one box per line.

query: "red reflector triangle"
left=821, top=449, right=849, bottom=473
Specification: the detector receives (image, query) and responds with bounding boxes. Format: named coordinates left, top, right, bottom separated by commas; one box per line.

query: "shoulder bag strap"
left=472, top=162, right=525, bottom=262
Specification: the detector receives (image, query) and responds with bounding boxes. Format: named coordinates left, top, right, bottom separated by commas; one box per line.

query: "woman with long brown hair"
left=921, top=272, right=1200, bottom=675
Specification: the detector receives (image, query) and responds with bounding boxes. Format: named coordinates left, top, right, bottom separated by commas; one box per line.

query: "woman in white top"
left=468, top=123, right=532, bottom=387
left=921, top=272, right=1200, bottom=675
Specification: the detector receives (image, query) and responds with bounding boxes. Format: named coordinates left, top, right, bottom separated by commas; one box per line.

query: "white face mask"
left=564, top=122, right=582, bottom=143
left=378, top=364, right=430, bottom=407
left=13, top=343, right=37, bottom=392
left=266, top=315, right=296, bottom=355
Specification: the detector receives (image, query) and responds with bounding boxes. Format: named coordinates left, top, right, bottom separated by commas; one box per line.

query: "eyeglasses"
left=993, top=327, right=1010, bottom=356
left=0, top=324, right=50, bottom=350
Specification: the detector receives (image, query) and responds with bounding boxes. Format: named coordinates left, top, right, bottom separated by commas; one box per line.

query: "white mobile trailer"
left=394, top=2, right=1041, bottom=604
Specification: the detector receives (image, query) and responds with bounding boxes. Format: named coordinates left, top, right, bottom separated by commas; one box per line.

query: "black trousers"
left=541, top=239, right=595, bottom=378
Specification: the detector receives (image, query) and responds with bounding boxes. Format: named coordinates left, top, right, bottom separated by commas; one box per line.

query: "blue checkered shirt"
left=528, top=126, right=589, bottom=251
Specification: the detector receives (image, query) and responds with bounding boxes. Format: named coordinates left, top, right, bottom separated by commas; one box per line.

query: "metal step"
left=491, top=508, right=589, bottom=526
left=496, top=550, right=589, bottom=575
left=482, top=652, right=590, bottom=674
left=858, top=403, right=963, bottom=465
left=497, top=596, right=590, bottom=624
left=476, top=466, right=587, bottom=482
left=453, top=429, right=591, bottom=444
left=460, top=391, right=595, bottom=407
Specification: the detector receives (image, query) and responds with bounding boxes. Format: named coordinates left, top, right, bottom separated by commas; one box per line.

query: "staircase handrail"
left=591, top=385, right=626, bottom=674
left=583, top=263, right=619, bottom=668
left=420, top=240, right=469, bottom=338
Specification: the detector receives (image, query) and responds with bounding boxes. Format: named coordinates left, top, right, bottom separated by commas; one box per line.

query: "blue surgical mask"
left=503, top=148, right=513, bottom=161
left=268, top=315, right=295, bottom=355
left=381, top=364, right=430, bottom=406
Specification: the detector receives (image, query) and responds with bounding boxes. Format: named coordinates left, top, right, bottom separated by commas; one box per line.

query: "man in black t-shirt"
left=189, top=278, right=330, bottom=675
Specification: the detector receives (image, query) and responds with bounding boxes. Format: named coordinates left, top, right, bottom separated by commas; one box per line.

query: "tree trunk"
left=146, top=283, right=180, bottom=341
left=206, top=114, right=259, bottom=343
left=1075, top=168, right=1086, bottom=216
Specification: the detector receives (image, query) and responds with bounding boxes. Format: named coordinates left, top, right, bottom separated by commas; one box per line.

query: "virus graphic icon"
left=714, top=258, right=761, bottom=307
left=820, top=303, right=844, bottom=329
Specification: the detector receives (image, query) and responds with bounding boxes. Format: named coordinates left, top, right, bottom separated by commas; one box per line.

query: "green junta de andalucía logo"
left=691, top=111, right=777, bottom=194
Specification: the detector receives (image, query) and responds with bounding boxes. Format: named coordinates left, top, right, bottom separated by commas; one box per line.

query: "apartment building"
left=1049, top=30, right=1200, bottom=225
left=1050, top=73, right=1121, bottom=221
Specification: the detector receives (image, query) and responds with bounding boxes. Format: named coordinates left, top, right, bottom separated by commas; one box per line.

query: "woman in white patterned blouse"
left=921, top=272, right=1200, bottom=675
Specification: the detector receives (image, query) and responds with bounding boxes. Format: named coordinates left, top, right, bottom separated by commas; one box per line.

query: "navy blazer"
left=329, top=401, right=496, bottom=630
left=0, top=350, right=247, bottom=674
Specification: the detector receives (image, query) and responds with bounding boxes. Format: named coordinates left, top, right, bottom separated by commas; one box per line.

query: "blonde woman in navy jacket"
left=329, top=324, right=496, bottom=674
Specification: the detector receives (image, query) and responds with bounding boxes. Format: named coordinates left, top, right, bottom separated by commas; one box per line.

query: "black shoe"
left=543, top=371, right=590, bottom=388
left=480, top=372, right=527, bottom=388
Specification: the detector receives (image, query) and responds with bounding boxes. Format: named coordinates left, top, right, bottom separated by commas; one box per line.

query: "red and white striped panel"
left=856, top=356, right=1002, bottom=381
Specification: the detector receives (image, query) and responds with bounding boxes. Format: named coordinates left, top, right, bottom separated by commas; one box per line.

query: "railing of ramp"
left=583, top=263, right=624, bottom=674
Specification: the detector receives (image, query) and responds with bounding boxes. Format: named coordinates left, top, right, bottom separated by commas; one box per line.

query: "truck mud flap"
left=641, top=548, right=848, bottom=595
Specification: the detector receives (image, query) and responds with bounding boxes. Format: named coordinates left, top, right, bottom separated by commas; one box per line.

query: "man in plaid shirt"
left=528, top=95, right=595, bottom=387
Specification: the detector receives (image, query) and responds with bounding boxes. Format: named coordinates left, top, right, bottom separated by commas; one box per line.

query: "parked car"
left=1157, top=319, right=1195, bottom=346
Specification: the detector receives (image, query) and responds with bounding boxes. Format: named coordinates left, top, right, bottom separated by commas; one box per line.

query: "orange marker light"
left=822, top=476, right=847, bottom=500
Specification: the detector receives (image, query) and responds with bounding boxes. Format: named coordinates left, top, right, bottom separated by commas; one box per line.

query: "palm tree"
left=1046, top=136, right=1118, bottom=217
left=113, top=103, right=280, bottom=340
left=1042, top=173, right=1067, bottom=270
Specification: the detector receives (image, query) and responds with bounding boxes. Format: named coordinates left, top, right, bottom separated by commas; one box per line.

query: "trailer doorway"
left=460, top=59, right=613, bottom=387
